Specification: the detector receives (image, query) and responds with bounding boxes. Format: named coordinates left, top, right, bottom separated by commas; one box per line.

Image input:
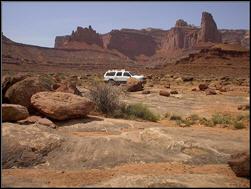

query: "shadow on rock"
left=55, top=116, right=104, bottom=127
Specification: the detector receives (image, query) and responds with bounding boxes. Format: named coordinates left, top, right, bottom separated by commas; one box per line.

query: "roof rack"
left=107, top=69, right=126, bottom=72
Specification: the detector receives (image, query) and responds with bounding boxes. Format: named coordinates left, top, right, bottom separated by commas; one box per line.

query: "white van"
left=103, top=69, right=145, bottom=84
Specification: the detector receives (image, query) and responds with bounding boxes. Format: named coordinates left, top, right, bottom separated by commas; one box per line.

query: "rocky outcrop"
left=198, top=12, right=221, bottom=43
left=2, top=123, right=63, bottom=168
left=2, top=104, right=29, bottom=122
left=31, top=92, right=95, bottom=120
left=55, top=25, right=103, bottom=48
left=4, top=76, right=54, bottom=111
left=126, top=78, right=144, bottom=92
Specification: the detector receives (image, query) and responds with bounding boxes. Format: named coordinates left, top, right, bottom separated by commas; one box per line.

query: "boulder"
left=18, top=116, right=56, bottom=129
left=31, top=92, right=95, bottom=120
left=205, top=88, right=217, bottom=95
left=2, top=104, right=29, bottom=122
left=2, top=123, right=63, bottom=168
left=55, top=81, right=82, bottom=96
left=2, top=74, right=30, bottom=103
left=4, top=76, right=54, bottom=111
left=126, top=78, right=144, bottom=92
left=192, top=88, right=197, bottom=91
left=159, top=90, right=170, bottom=97
left=228, top=151, right=250, bottom=178
left=198, top=83, right=209, bottom=91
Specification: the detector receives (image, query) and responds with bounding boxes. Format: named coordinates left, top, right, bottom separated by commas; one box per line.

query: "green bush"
left=211, top=113, right=233, bottom=125
left=123, top=103, right=160, bottom=122
left=176, top=119, right=193, bottom=127
left=114, top=103, right=160, bottom=122
left=189, top=114, right=200, bottom=122
left=164, top=112, right=171, bottom=118
left=233, top=121, right=245, bottom=129
left=199, top=117, right=214, bottom=127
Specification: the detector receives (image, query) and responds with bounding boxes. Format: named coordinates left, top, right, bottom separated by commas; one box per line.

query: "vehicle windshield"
left=129, top=72, right=136, bottom=76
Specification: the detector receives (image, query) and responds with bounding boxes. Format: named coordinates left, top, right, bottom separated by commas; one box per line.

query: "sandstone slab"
left=31, top=92, right=94, bottom=120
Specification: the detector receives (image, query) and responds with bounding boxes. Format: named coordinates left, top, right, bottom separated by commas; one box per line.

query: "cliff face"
left=102, top=30, right=157, bottom=59
left=53, top=11, right=248, bottom=60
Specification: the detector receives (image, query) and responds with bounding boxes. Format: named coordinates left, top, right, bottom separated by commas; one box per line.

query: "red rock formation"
left=198, top=12, right=221, bottom=43
left=161, top=12, right=222, bottom=51
left=161, top=25, right=199, bottom=50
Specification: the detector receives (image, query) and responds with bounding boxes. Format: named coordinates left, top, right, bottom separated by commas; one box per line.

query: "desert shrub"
left=89, top=83, right=121, bottom=114
left=176, top=119, right=193, bottom=127
left=236, top=113, right=249, bottom=121
left=199, top=117, right=214, bottom=127
left=38, top=74, right=57, bottom=89
left=233, top=121, right=245, bottom=129
left=211, top=113, right=233, bottom=125
left=189, top=114, right=200, bottom=122
left=164, top=112, right=171, bottom=118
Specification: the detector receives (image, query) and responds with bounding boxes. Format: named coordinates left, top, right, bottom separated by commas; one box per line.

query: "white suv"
left=104, top=69, right=145, bottom=84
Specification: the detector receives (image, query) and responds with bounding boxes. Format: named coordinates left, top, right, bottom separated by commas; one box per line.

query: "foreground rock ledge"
left=31, top=91, right=94, bottom=120
left=2, top=123, right=63, bottom=169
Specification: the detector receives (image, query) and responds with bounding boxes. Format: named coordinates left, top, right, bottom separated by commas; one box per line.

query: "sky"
left=2, top=1, right=250, bottom=47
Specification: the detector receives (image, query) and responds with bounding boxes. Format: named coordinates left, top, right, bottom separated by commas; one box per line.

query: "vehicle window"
left=116, top=72, right=122, bottom=76
left=129, top=72, right=135, bottom=76
left=123, top=72, right=131, bottom=77
left=105, top=72, right=115, bottom=76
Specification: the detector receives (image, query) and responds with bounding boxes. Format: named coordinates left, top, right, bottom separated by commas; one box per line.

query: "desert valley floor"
left=2, top=67, right=250, bottom=187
